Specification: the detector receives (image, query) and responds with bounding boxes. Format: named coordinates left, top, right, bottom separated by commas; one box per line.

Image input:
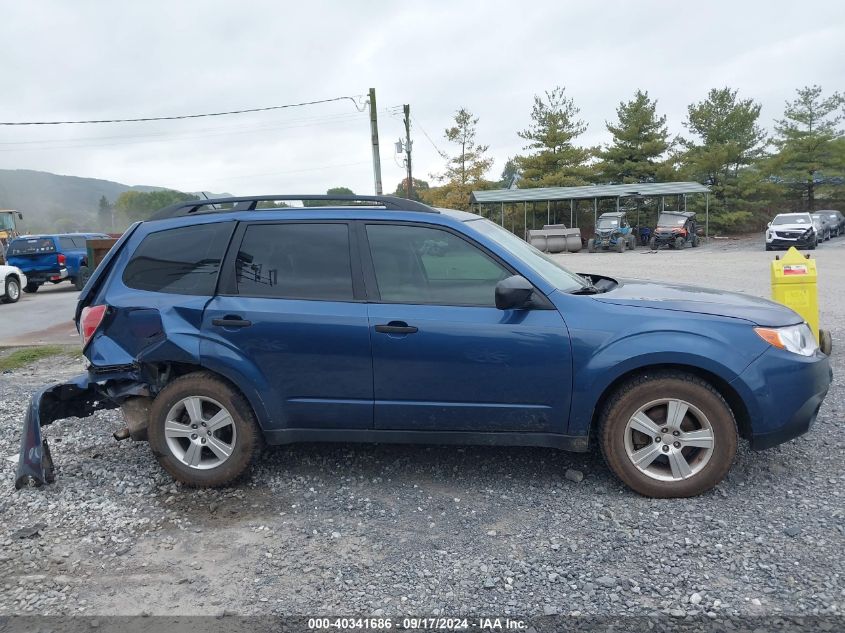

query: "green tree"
left=515, top=86, right=592, bottom=187
left=97, top=195, right=113, bottom=231
left=393, top=178, right=430, bottom=202
left=770, top=85, right=845, bottom=209
left=114, top=189, right=199, bottom=221
left=596, top=90, right=672, bottom=183
left=499, top=158, right=520, bottom=188
left=425, top=108, right=494, bottom=209
left=304, top=187, right=356, bottom=206
left=680, top=87, right=767, bottom=213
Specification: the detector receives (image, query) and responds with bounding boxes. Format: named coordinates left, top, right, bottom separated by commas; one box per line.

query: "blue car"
left=16, top=195, right=831, bottom=497
left=5, top=233, right=109, bottom=292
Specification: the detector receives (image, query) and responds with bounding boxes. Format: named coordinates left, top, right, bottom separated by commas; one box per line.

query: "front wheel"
left=23, top=282, right=40, bottom=294
left=648, top=237, right=657, bottom=250
left=2, top=277, right=21, bottom=304
left=627, top=235, right=637, bottom=250
left=615, top=239, right=625, bottom=253
left=675, top=236, right=685, bottom=250
left=599, top=372, right=737, bottom=498
left=148, top=372, right=263, bottom=487
left=587, top=238, right=596, bottom=253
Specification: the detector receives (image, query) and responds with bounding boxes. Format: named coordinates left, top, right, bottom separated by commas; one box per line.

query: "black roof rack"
left=149, top=194, right=437, bottom=221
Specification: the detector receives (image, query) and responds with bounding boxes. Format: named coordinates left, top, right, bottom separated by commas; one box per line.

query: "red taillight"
left=57, top=253, right=66, bottom=266
left=80, top=305, right=107, bottom=347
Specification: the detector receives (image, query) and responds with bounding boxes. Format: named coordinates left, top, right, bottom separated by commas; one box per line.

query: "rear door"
left=202, top=221, right=373, bottom=431
left=361, top=222, right=572, bottom=434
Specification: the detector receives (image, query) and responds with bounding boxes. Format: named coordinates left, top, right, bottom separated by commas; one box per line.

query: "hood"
left=771, top=222, right=813, bottom=232
left=594, top=279, right=802, bottom=326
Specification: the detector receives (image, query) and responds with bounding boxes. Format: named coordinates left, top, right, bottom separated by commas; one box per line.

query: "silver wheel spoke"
left=206, top=435, right=233, bottom=461
left=206, top=409, right=233, bottom=433
left=183, top=442, right=202, bottom=467
left=628, top=412, right=662, bottom=437
left=183, top=397, right=204, bottom=425
left=681, top=428, right=714, bottom=448
left=666, top=399, right=689, bottom=430
left=667, top=450, right=693, bottom=479
left=631, top=443, right=662, bottom=469
left=164, top=419, right=193, bottom=438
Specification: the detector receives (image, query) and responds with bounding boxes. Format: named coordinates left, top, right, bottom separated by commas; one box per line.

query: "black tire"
left=648, top=237, right=657, bottom=250
left=691, top=235, right=699, bottom=248
left=587, top=238, right=596, bottom=253
left=74, top=266, right=90, bottom=291
left=615, top=239, right=625, bottom=253
left=809, top=239, right=816, bottom=250
left=1, top=276, right=21, bottom=304
left=765, top=244, right=772, bottom=251
left=674, top=236, right=685, bottom=250
left=23, top=282, right=40, bottom=294
left=598, top=371, right=737, bottom=498
left=627, top=234, right=637, bottom=250
left=148, top=371, right=263, bottom=488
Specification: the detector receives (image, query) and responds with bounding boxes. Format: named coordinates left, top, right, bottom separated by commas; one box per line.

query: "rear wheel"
left=74, top=266, right=90, bottom=291
left=627, top=234, right=637, bottom=250
left=2, top=277, right=20, bottom=304
left=148, top=372, right=263, bottom=488
left=24, top=282, right=39, bottom=294
left=599, top=372, right=737, bottom=498
left=691, top=235, right=700, bottom=248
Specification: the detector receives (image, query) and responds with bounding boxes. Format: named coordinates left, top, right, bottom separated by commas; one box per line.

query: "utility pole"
left=368, top=88, right=383, bottom=195
left=403, top=104, right=412, bottom=199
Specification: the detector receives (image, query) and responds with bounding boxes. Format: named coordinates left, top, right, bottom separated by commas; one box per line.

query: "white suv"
left=765, top=213, right=817, bottom=251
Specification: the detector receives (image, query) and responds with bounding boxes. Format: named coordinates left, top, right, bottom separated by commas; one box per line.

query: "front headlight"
left=754, top=323, right=818, bottom=356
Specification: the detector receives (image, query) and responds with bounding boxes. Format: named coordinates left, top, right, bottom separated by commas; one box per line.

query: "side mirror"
left=17, top=212, right=23, bottom=220
left=767, top=222, right=771, bottom=228
left=495, top=275, right=534, bottom=310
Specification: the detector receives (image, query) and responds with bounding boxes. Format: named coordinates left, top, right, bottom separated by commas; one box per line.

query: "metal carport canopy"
left=470, top=181, right=710, bottom=203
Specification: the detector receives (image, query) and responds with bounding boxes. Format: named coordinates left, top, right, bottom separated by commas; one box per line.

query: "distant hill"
left=0, top=169, right=164, bottom=230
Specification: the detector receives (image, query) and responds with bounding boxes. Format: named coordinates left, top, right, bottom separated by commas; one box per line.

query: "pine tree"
left=97, top=195, right=113, bottom=231
left=771, top=85, right=844, bottom=210
left=515, top=86, right=592, bottom=187
left=597, top=90, right=672, bottom=183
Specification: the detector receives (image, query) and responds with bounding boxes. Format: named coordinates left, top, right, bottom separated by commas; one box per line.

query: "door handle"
left=212, top=316, right=252, bottom=328
left=375, top=321, right=418, bottom=334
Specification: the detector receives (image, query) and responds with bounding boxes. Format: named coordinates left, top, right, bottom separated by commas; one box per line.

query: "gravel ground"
left=0, top=237, right=843, bottom=620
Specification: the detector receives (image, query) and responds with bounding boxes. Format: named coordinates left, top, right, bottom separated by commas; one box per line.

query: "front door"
left=202, top=221, right=373, bottom=430
left=362, top=222, right=572, bottom=434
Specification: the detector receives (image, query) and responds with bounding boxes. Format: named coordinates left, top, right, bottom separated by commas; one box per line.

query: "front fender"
left=558, top=301, right=769, bottom=437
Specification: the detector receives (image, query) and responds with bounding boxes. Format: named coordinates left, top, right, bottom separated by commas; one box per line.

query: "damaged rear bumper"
left=14, top=371, right=148, bottom=489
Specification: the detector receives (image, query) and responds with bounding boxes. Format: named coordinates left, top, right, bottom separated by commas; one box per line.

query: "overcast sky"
left=1, top=0, right=843, bottom=196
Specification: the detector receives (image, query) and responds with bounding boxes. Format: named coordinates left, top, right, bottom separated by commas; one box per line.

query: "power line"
left=0, top=95, right=364, bottom=126
left=411, top=115, right=448, bottom=159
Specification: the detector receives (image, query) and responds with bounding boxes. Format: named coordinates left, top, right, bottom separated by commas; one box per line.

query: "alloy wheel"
left=163, top=396, right=237, bottom=470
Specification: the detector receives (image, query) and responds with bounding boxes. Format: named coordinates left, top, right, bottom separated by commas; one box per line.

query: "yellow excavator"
left=0, top=210, right=24, bottom=265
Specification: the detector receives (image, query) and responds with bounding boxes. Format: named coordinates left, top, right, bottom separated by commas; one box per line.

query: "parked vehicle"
left=16, top=195, right=831, bottom=498
left=649, top=211, right=699, bottom=250
left=587, top=211, right=636, bottom=253
left=811, top=213, right=832, bottom=241
left=818, top=209, right=844, bottom=237
left=0, top=210, right=24, bottom=265
left=765, top=213, right=817, bottom=251
left=5, top=233, right=108, bottom=292
left=0, top=263, right=26, bottom=304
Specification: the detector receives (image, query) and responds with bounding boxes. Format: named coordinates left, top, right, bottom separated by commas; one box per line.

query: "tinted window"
left=7, top=237, right=56, bottom=255
left=235, top=223, right=353, bottom=300
left=366, top=224, right=509, bottom=306
left=58, top=237, right=76, bottom=250
left=123, top=223, right=234, bottom=295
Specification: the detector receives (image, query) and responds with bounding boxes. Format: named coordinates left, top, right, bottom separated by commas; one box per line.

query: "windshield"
left=596, top=217, right=619, bottom=229
left=772, top=214, right=810, bottom=226
left=471, top=219, right=587, bottom=292
left=0, top=214, right=14, bottom=231
left=658, top=213, right=687, bottom=226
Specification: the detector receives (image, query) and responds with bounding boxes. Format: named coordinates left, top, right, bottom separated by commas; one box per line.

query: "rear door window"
left=234, top=223, right=354, bottom=301
left=58, top=237, right=76, bottom=250
left=7, top=238, right=56, bottom=256
left=122, top=222, right=235, bottom=295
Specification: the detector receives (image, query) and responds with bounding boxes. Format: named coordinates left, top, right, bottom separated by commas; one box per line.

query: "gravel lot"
left=1, top=236, right=842, bottom=621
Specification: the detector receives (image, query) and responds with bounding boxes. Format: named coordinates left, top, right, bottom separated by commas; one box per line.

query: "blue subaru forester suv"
left=16, top=195, right=831, bottom=497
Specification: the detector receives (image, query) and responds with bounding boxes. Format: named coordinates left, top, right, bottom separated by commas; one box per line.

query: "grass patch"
left=0, top=345, right=80, bottom=372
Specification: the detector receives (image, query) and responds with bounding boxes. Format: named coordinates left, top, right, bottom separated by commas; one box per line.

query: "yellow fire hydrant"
left=771, top=246, right=831, bottom=353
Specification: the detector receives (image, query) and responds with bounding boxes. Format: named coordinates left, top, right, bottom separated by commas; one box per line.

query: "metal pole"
left=593, top=198, right=597, bottom=227
left=403, top=104, right=412, bottom=199
left=368, top=88, right=383, bottom=195
left=501, top=202, right=504, bottom=226
left=705, top=193, right=709, bottom=241
left=661, top=196, right=665, bottom=212
left=570, top=199, right=574, bottom=226
left=524, top=201, right=527, bottom=238
left=547, top=200, right=550, bottom=226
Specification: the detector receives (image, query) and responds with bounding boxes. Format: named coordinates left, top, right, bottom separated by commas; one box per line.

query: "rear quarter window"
left=7, top=237, right=57, bottom=255
left=122, top=222, right=234, bottom=295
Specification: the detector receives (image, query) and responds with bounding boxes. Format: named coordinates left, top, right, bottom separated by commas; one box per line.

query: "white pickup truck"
left=0, top=264, right=26, bottom=304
